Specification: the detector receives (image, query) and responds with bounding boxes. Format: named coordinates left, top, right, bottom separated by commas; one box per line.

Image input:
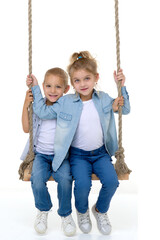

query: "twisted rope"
left=114, top=0, right=131, bottom=178
left=19, top=0, right=35, bottom=180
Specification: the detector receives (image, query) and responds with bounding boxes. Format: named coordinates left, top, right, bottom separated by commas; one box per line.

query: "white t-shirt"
left=71, top=99, right=104, bottom=151
left=36, top=119, right=56, bottom=155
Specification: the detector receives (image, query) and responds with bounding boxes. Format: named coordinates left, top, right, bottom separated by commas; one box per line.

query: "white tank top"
left=36, top=119, right=56, bottom=155
left=71, top=99, right=104, bottom=151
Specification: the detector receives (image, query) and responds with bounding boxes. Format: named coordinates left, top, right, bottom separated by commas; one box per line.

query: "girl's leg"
left=70, top=149, right=92, bottom=214
left=52, top=158, right=73, bottom=217
left=31, top=153, right=53, bottom=211
left=93, top=151, right=119, bottom=213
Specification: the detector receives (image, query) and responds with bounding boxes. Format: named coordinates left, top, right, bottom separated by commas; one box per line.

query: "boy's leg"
left=92, top=151, right=119, bottom=213
left=52, top=158, right=76, bottom=236
left=52, top=158, right=73, bottom=217
left=31, top=152, right=53, bottom=211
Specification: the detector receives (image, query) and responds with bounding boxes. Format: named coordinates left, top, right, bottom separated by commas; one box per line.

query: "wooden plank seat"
left=23, top=169, right=129, bottom=181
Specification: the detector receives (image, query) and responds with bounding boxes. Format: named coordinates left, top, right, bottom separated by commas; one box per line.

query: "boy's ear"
left=96, top=73, right=99, bottom=83
left=64, top=85, right=70, bottom=94
left=42, top=82, right=45, bottom=91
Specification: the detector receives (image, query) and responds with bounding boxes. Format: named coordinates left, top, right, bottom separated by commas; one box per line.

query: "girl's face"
left=71, top=69, right=99, bottom=101
left=43, top=74, right=69, bottom=105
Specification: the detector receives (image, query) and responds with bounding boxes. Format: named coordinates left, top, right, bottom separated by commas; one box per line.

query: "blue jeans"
left=69, top=145, right=119, bottom=214
left=31, top=152, right=73, bottom=217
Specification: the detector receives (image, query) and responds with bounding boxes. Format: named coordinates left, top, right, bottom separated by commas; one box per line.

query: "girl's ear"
left=64, top=85, right=70, bottom=94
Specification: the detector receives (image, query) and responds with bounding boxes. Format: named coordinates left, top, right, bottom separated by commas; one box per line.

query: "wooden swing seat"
left=23, top=169, right=129, bottom=181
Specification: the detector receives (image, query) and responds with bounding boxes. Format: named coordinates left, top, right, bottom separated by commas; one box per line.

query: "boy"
left=21, top=68, right=76, bottom=236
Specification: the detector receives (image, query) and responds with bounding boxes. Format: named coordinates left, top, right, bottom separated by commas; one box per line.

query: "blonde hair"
left=67, top=51, right=98, bottom=85
left=44, top=67, right=68, bottom=86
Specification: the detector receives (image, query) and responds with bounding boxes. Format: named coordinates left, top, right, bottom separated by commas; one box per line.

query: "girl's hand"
left=26, top=74, right=38, bottom=87
left=113, top=69, right=125, bottom=87
left=24, top=89, right=34, bottom=108
left=112, top=96, right=124, bottom=112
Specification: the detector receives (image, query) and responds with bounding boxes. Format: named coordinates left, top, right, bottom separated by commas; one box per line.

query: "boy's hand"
left=26, top=74, right=38, bottom=87
left=24, top=89, right=34, bottom=108
left=112, top=96, right=124, bottom=112
left=113, top=69, right=125, bottom=87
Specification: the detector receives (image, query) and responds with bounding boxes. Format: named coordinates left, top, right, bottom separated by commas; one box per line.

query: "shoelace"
left=62, top=215, right=73, bottom=227
left=97, top=212, right=111, bottom=226
left=78, top=211, right=90, bottom=224
left=37, top=211, right=48, bottom=225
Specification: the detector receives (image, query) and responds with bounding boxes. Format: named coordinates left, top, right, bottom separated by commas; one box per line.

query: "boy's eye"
left=74, top=79, right=79, bottom=83
left=56, top=85, right=61, bottom=88
left=46, top=85, right=51, bottom=88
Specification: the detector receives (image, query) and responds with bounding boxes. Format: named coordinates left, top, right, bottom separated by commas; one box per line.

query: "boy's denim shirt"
left=31, top=85, right=130, bottom=172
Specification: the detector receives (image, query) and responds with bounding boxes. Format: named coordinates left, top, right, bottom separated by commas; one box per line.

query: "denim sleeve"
left=32, top=85, right=59, bottom=119
left=121, top=86, right=130, bottom=115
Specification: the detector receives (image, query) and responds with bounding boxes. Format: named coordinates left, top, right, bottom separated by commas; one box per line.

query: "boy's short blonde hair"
left=44, top=67, right=68, bottom=86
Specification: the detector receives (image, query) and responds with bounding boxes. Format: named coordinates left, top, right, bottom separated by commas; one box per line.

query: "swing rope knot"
left=114, top=147, right=132, bottom=178
left=18, top=151, right=35, bottom=180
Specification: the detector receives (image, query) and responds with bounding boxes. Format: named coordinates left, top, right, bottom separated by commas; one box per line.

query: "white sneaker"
left=92, top=204, right=112, bottom=235
left=76, top=209, right=92, bottom=233
left=34, top=210, right=48, bottom=234
left=61, top=214, right=76, bottom=236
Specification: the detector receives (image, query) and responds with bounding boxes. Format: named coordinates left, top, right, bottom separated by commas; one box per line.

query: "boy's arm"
left=22, top=89, right=33, bottom=133
left=32, top=85, right=58, bottom=119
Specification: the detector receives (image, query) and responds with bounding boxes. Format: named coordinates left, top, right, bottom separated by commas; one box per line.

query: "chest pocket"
left=58, top=112, right=72, bottom=128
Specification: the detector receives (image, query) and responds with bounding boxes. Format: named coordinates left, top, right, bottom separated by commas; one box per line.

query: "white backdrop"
left=0, top=0, right=160, bottom=239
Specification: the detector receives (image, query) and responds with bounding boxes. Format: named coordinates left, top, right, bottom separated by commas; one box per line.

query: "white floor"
left=0, top=183, right=137, bottom=240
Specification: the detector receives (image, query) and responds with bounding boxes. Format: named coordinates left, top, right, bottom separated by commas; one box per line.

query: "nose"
left=50, top=87, right=56, bottom=93
left=80, top=80, right=85, bottom=87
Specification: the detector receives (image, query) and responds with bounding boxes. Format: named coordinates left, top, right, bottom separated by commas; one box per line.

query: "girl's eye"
left=56, top=86, right=61, bottom=88
left=46, top=85, right=51, bottom=88
left=85, top=77, right=90, bottom=80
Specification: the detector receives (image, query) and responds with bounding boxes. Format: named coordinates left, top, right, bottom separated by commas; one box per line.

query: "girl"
left=31, top=51, right=130, bottom=235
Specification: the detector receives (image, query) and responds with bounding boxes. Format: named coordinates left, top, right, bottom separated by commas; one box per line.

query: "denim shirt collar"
left=73, top=89, right=99, bottom=102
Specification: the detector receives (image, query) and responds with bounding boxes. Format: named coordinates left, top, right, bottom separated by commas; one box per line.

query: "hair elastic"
left=78, top=56, right=82, bottom=59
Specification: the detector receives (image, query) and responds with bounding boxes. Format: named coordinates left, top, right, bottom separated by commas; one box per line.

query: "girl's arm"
left=32, top=85, right=58, bottom=119
left=113, top=69, right=130, bottom=114
left=26, top=74, right=58, bottom=119
left=22, top=89, right=33, bottom=133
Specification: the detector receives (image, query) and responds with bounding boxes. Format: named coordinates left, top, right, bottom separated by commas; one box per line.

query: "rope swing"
left=114, top=0, right=132, bottom=180
left=18, top=0, right=131, bottom=181
left=18, top=0, right=35, bottom=180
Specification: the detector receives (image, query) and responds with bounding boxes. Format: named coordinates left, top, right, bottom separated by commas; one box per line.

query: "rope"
left=19, top=0, right=35, bottom=180
left=114, top=0, right=131, bottom=177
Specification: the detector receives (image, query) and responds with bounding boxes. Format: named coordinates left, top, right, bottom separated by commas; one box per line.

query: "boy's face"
left=43, top=74, right=69, bottom=105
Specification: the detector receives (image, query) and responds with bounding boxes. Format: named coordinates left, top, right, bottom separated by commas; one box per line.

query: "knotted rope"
left=19, top=0, right=35, bottom=180
left=114, top=0, right=131, bottom=178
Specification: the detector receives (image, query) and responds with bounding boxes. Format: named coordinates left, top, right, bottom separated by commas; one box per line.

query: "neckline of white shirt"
left=82, top=99, right=93, bottom=104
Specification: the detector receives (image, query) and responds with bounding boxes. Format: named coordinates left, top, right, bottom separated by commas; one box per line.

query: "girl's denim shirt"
left=30, top=85, right=130, bottom=172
